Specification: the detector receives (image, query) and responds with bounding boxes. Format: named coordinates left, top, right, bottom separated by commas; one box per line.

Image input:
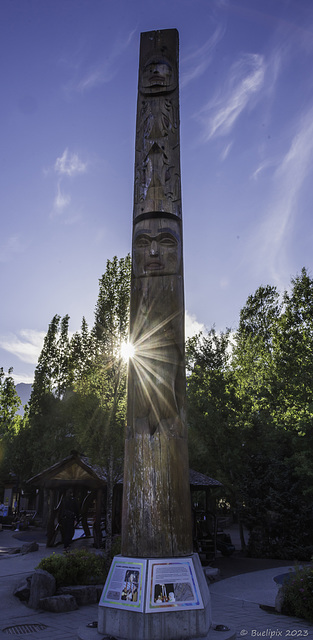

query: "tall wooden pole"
left=99, top=30, right=218, bottom=639
left=121, top=29, right=193, bottom=558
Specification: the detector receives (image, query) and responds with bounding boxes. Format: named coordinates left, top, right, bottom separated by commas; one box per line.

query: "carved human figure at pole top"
left=134, top=48, right=181, bottom=218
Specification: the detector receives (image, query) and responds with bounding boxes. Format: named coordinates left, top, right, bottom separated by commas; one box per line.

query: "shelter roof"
left=27, top=452, right=221, bottom=490
left=189, top=469, right=222, bottom=488
left=27, top=451, right=109, bottom=490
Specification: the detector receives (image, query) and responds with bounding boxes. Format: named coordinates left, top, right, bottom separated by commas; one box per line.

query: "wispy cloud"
left=0, top=329, right=45, bottom=365
left=13, top=372, right=34, bottom=385
left=49, top=148, right=87, bottom=218
left=181, top=25, right=225, bottom=88
left=197, top=53, right=265, bottom=141
left=251, top=157, right=278, bottom=181
left=251, top=104, right=313, bottom=284
left=51, top=182, right=71, bottom=217
left=73, top=29, right=136, bottom=93
left=220, top=142, right=233, bottom=161
left=55, top=148, right=87, bottom=177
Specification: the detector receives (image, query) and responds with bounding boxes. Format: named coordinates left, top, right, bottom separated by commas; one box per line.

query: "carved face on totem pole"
left=132, top=217, right=181, bottom=278
left=140, top=57, right=177, bottom=95
left=130, top=214, right=185, bottom=439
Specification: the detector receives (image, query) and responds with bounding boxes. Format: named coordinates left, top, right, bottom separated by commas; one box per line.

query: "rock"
left=28, top=569, right=56, bottom=609
left=14, top=576, right=32, bottom=602
left=57, top=585, right=100, bottom=606
left=39, top=594, right=79, bottom=612
left=21, top=541, right=39, bottom=554
left=203, top=566, right=220, bottom=582
left=275, top=586, right=285, bottom=613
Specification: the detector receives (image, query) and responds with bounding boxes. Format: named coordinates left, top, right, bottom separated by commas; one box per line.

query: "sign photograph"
left=100, top=557, right=147, bottom=612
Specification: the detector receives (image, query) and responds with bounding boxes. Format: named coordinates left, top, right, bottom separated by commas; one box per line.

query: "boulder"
left=14, top=576, right=32, bottom=602
left=28, top=569, right=56, bottom=609
left=275, top=586, right=285, bottom=614
left=203, top=566, right=220, bottom=582
left=57, top=585, right=100, bottom=606
left=21, top=541, right=39, bottom=554
left=39, top=594, right=79, bottom=613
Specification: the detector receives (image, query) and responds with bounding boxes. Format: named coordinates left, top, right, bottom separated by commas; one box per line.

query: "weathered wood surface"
left=122, top=433, right=192, bottom=557
left=133, top=29, right=181, bottom=221
left=122, top=29, right=193, bottom=558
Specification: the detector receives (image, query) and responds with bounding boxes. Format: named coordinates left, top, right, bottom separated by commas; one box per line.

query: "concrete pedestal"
left=98, top=553, right=211, bottom=640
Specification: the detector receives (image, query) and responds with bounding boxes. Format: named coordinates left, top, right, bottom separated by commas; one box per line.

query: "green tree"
left=186, top=329, right=248, bottom=548
left=232, top=285, right=281, bottom=430
left=0, top=368, right=22, bottom=492
left=25, top=255, right=131, bottom=540
left=0, top=367, right=21, bottom=434
left=273, top=268, right=313, bottom=500
left=187, top=276, right=313, bottom=559
left=68, top=317, right=96, bottom=384
left=273, top=268, right=313, bottom=436
left=186, top=328, right=235, bottom=480
left=25, top=314, right=81, bottom=476
left=230, top=277, right=313, bottom=558
left=73, top=255, right=131, bottom=554
left=94, top=255, right=131, bottom=351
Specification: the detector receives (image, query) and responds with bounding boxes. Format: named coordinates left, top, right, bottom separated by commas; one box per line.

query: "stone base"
left=97, top=553, right=212, bottom=640
left=78, top=624, right=236, bottom=640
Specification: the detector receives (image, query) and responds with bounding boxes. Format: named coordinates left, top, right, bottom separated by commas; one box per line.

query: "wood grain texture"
left=122, top=29, right=193, bottom=558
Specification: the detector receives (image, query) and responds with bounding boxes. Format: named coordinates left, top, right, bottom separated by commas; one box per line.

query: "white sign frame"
left=145, top=557, right=204, bottom=613
left=99, top=556, right=147, bottom=612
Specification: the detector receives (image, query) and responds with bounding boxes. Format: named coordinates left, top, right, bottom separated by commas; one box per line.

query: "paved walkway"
left=0, top=527, right=312, bottom=640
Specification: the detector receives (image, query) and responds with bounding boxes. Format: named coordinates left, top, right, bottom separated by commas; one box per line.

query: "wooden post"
left=121, top=29, right=193, bottom=558
left=98, top=31, right=216, bottom=640
left=46, top=489, right=57, bottom=547
left=93, top=487, right=103, bottom=549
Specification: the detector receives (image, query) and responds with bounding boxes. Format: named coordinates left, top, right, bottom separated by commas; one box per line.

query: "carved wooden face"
left=140, top=58, right=176, bottom=94
left=133, top=217, right=181, bottom=277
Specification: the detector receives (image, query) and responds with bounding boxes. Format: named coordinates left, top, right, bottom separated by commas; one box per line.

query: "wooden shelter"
left=27, top=452, right=222, bottom=549
left=189, top=468, right=222, bottom=511
left=27, top=451, right=122, bottom=547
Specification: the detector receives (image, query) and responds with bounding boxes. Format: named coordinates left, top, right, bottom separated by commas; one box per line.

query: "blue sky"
left=1, top=0, right=313, bottom=383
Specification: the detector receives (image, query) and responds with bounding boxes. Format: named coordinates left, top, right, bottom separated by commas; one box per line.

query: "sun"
left=120, top=340, right=135, bottom=362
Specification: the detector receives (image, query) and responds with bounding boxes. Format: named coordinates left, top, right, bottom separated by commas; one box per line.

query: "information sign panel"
left=145, top=557, right=204, bottom=613
left=99, top=557, right=147, bottom=613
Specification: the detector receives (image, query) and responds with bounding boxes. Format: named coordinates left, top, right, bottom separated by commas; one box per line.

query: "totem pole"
left=121, top=27, right=192, bottom=559
left=98, top=29, right=214, bottom=640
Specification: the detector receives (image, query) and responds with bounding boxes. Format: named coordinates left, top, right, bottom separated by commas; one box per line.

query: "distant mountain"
left=15, top=383, right=32, bottom=414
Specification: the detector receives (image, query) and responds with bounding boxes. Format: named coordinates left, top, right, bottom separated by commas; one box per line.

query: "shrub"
left=37, top=549, right=107, bottom=588
left=280, top=564, right=313, bottom=622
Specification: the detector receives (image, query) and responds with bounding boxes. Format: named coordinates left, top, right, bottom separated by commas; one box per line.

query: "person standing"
left=59, top=490, right=79, bottom=550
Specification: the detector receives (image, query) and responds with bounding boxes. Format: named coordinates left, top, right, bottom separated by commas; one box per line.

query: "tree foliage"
left=0, top=368, right=23, bottom=487
left=2, top=261, right=313, bottom=560
left=0, top=255, right=131, bottom=494
left=1, top=255, right=131, bottom=553
left=23, top=255, right=131, bottom=478
left=187, top=268, right=313, bottom=559
left=0, top=367, right=21, bottom=436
